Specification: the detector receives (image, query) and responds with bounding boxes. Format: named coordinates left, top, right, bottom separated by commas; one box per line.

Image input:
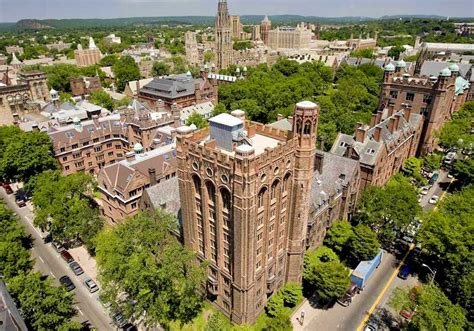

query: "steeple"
left=89, top=37, right=97, bottom=49
left=215, top=0, right=233, bottom=69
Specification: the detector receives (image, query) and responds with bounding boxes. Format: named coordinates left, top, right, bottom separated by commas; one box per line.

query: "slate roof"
left=331, top=109, right=422, bottom=166
left=143, top=176, right=181, bottom=220
left=140, top=74, right=203, bottom=99
left=344, top=57, right=414, bottom=71
left=420, top=61, right=472, bottom=80
left=269, top=117, right=293, bottom=131
left=181, top=101, right=215, bottom=122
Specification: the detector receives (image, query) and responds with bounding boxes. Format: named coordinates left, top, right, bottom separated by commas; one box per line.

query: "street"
left=0, top=188, right=113, bottom=331
left=292, top=169, right=449, bottom=331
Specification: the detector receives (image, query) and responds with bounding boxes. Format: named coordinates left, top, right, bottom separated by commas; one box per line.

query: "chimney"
left=277, top=113, right=284, bottom=121
left=388, top=117, right=396, bottom=133
left=31, top=122, right=39, bottom=132
left=125, top=152, right=136, bottom=162
left=92, top=114, right=99, bottom=126
left=403, top=107, right=412, bottom=121
left=356, top=125, right=368, bottom=143
left=373, top=126, right=382, bottom=142
left=148, top=168, right=157, bottom=185
left=157, top=99, right=165, bottom=112
left=136, top=80, right=140, bottom=94
left=395, top=113, right=402, bottom=130
left=375, top=110, right=383, bottom=124
left=387, top=103, right=395, bottom=117
left=171, top=103, right=181, bottom=127
left=370, top=113, right=378, bottom=127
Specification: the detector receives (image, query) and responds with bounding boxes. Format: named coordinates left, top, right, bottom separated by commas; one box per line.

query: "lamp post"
left=422, top=263, right=436, bottom=284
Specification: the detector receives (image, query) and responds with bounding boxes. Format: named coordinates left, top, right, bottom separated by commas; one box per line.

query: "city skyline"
left=1, top=0, right=473, bottom=22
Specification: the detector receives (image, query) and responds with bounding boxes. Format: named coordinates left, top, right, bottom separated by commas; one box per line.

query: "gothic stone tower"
left=215, top=0, right=233, bottom=69
left=176, top=102, right=318, bottom=325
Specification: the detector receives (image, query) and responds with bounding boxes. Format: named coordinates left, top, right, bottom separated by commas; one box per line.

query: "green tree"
left=349, top=48, right=374, bottom=58
left=233, top=40, right=253, bottom=51
left=100, top=54, right=119, bottom=67
left=90, top=90, right=114, bottom=111
left=389, top=285, right=466, bottom=331
left=348, top=224, right=380, bottom=262
left=7, top=272, right=82, bottom=330
left=303, top=247, right=350, bottom=302
left=32, top=170, right=103, bottom=252
left=263, top=311, right=292, bottom=331
left=152, top=61, right=171, bottom=77
left=170, top=55, right=187, bottom=74
left=279, top=282, right=303, bottom=307
left=324, top=220, right=354, bottom=256
left=59, top=92, right=76, bottom=104
left=204, top=51, right=214, bottom=63
left=453, top=158, right=474, bottom=186
left=186, top=112, right=208, bottom=129
left=0, top=129, right=58, bottom=184
left=388, top=45, right=406, bottom=60
left=205, top=311, right=231, bottom=331
left=422, top=153, right=442, bottom=171
left=357, top=174, right=421, bottom=245
left=437, top=101, right=474, bottom=150
left=211, top=103, right=228, bottom=116
left=95, top=210, right=207, bottom=328
left=112, top=55, right=140, bottom=92
left=402, top=157, right=427, bottom=185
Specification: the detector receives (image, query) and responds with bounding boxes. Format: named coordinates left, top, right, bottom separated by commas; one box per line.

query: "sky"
left=0, top=0, right=473, bottom=22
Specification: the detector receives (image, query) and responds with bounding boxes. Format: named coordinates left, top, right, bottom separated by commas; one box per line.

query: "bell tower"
left=287, top=101, right=319, bottom=282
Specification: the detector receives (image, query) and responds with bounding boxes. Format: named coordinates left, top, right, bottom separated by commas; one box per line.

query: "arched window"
left=221, top=188, right=231, bottom=211
left=296, top=119, right=302, bottom=135
left=206, top=181, right=216, bottom=204
left=271, top=180, right=280, bottom=200
left=193, top=175, right=201, bottom=197
left=304, top=120, right=312, bottom=135
left=258, top=188, right=267, bottom=208
left=283, top=173, right=291, bottom=193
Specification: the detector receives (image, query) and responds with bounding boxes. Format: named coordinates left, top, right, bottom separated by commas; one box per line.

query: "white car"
left=420, top=187, right=430, bottom=195
left=429, top=195, right=439, bottom=204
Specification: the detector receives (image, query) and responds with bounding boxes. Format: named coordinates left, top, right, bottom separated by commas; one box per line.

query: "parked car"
left=398, top=265, right=411, bottom=279
left=52, top=241, right=65, bottom=253
left=42, top=233, right=53, bottom=244
left=429, top=195, right=439, bottom=204
left=84, top=278, right=99, bottom=293
left=121, top=324, right=137, bottom=331
left=2, top=183, right=13, bottom=194
left=60, top=250, right=74, bottom=263
left=364, top=320, right=379, bottom=331
left=59, top=275, right=75, bottom=291
left=400, top=308, right=416, bottom=320
left=69, top=261, right=84, bottom=276
left=15, top=197, right=26, bottom=207
left=337, top=282, right=360, bottom=306
left=420, top=186, right=430, bottom=195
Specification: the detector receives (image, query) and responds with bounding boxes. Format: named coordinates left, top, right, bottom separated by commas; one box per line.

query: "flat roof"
left=209, top=113, right=244, bottom=127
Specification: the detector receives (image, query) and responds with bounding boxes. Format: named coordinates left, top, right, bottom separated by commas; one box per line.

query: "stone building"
left=251, top=25, right=261, bottom=41
left=185, top=31, right=200, bottom=66
left=47, top=100, right=176, bottom=176
left=260, top=16, right=272, bottom=46
left=215, top=0, right=233, bottom=69
left=98, top=141, right=177, bottom=224
left=267, top=23, right=313, bottom=50
left=138, top=73, right=217, bottom=110
left=379, top=61, right=470, bottom=154
left=70, top=76, right=102, bottom=97
left=74, top=37, right=102, bottom=67
left=176, top=102, right=319, bottom=324
left=331, top=105, right=423, bottom=190
left=0, top=71, right=49, bottom=125
left=230, top=15, right=243, bottom=39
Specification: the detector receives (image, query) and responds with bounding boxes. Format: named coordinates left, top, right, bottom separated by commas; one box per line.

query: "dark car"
left=121, top=324, right=137, bottom=331
left=3, top=184, right=13, bottom=194
left=112, top=312, right=127, bottom=328
left=60, top=250, right=74, bottom=263
left=398, top=265, right=411, bottom=280
left=59, top=275, right=75, bottom=291
left=42, top=233, right=53, bottom=244
left=337, top=283, right=360, bottom=307
left=69, top=261, right=84, bottom=276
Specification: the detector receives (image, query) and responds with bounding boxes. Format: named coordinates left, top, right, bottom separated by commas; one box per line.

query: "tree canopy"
left=95, top=210, right=207, bottom=328
left=152, top=61, right=171, bottom=77
left=389, top=284, right=466, bottom=331
left=348, top=224, right=380, bottom=263
left=32, top=170, right=103, bottom=252
left=90, top=90, right=114, bottom=111
left=303, top=246, right=350, bottom=302
left=357, top=174, right=421, bottom=246
left=186, top=112, right=208, bottom=129
left=112, top=55, right=141, bottom=91
left=0, top=127, right=58, bottom=184
left=324, top=220, right=354, bottom=256
left=438, top=102, right=474, bottom=150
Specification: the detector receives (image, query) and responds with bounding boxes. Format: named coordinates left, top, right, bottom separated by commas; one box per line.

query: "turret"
left=383, top=62, right=395, bottom=83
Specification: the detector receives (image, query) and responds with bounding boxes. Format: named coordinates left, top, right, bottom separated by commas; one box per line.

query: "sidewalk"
left=69, top=246, right=99, bottom=284
left=291, top=299, right=319, bottom=331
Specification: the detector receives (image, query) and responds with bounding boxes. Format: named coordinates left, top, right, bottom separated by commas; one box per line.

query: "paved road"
left=1, top=188, right=113, bottom=331
left=420, top=169, right=450, bottom=212
left=293, top=252, right=399, bottom=331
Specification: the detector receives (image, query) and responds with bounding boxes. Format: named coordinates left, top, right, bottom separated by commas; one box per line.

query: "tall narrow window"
left=221, top=188, right=231, bottom=212
left=304, top=120, right=312, bottom=135
left=271, top=180, right=280, bottom=200
left=258, top=188, right=267, bottom=208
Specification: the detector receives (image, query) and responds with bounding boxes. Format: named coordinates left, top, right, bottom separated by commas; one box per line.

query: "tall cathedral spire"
left=215, top=0, right=233, bottom=70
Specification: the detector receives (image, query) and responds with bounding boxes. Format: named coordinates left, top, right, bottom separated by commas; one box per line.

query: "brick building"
left=138, top=73, right=217, bottom=110
left=176, top=103, right=319, bottom=324
left=331, top=105, right=423, bottom=190
left=379, top=61, right=470, bottom=154
left=260, top=16, right=272, bottom=46
left=98, top=141, right=177, bottom=224
left=70, top=76, right=102, bottom=97
left=47, top=100, right=176, bottom=176
left=74, top=38, right=102, bottom=67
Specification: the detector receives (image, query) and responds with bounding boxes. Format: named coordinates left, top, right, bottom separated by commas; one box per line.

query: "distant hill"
left=11, top=15, right=472, bottom=31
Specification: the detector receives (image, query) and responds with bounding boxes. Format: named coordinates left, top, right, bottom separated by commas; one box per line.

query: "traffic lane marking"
left=356, top=244, right=414, bottom=331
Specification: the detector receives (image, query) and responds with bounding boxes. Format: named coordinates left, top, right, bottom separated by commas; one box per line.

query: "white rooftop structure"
left=209, top=113, right=244, bottom=127
left=89, top=37, right=97, bottom=49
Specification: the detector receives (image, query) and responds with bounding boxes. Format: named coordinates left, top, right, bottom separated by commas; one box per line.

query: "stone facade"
left=176, top=102, right=319, bottom=324
left=74, top=38, right=102, bottom=67
left=332, top=105, right=423, bottom=190
left=379, top=62, right=469, bottom=154
left=0, top=71, right=49, bottom=125
left=185, top=31, right=200, bottom=66
left=260, top=16, right=272, bottom=46
left=215, top=0, right=233, bottom=69
left=230, top=15, right=242, bottom=39
left=267, top=23, right=313, bottom=50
